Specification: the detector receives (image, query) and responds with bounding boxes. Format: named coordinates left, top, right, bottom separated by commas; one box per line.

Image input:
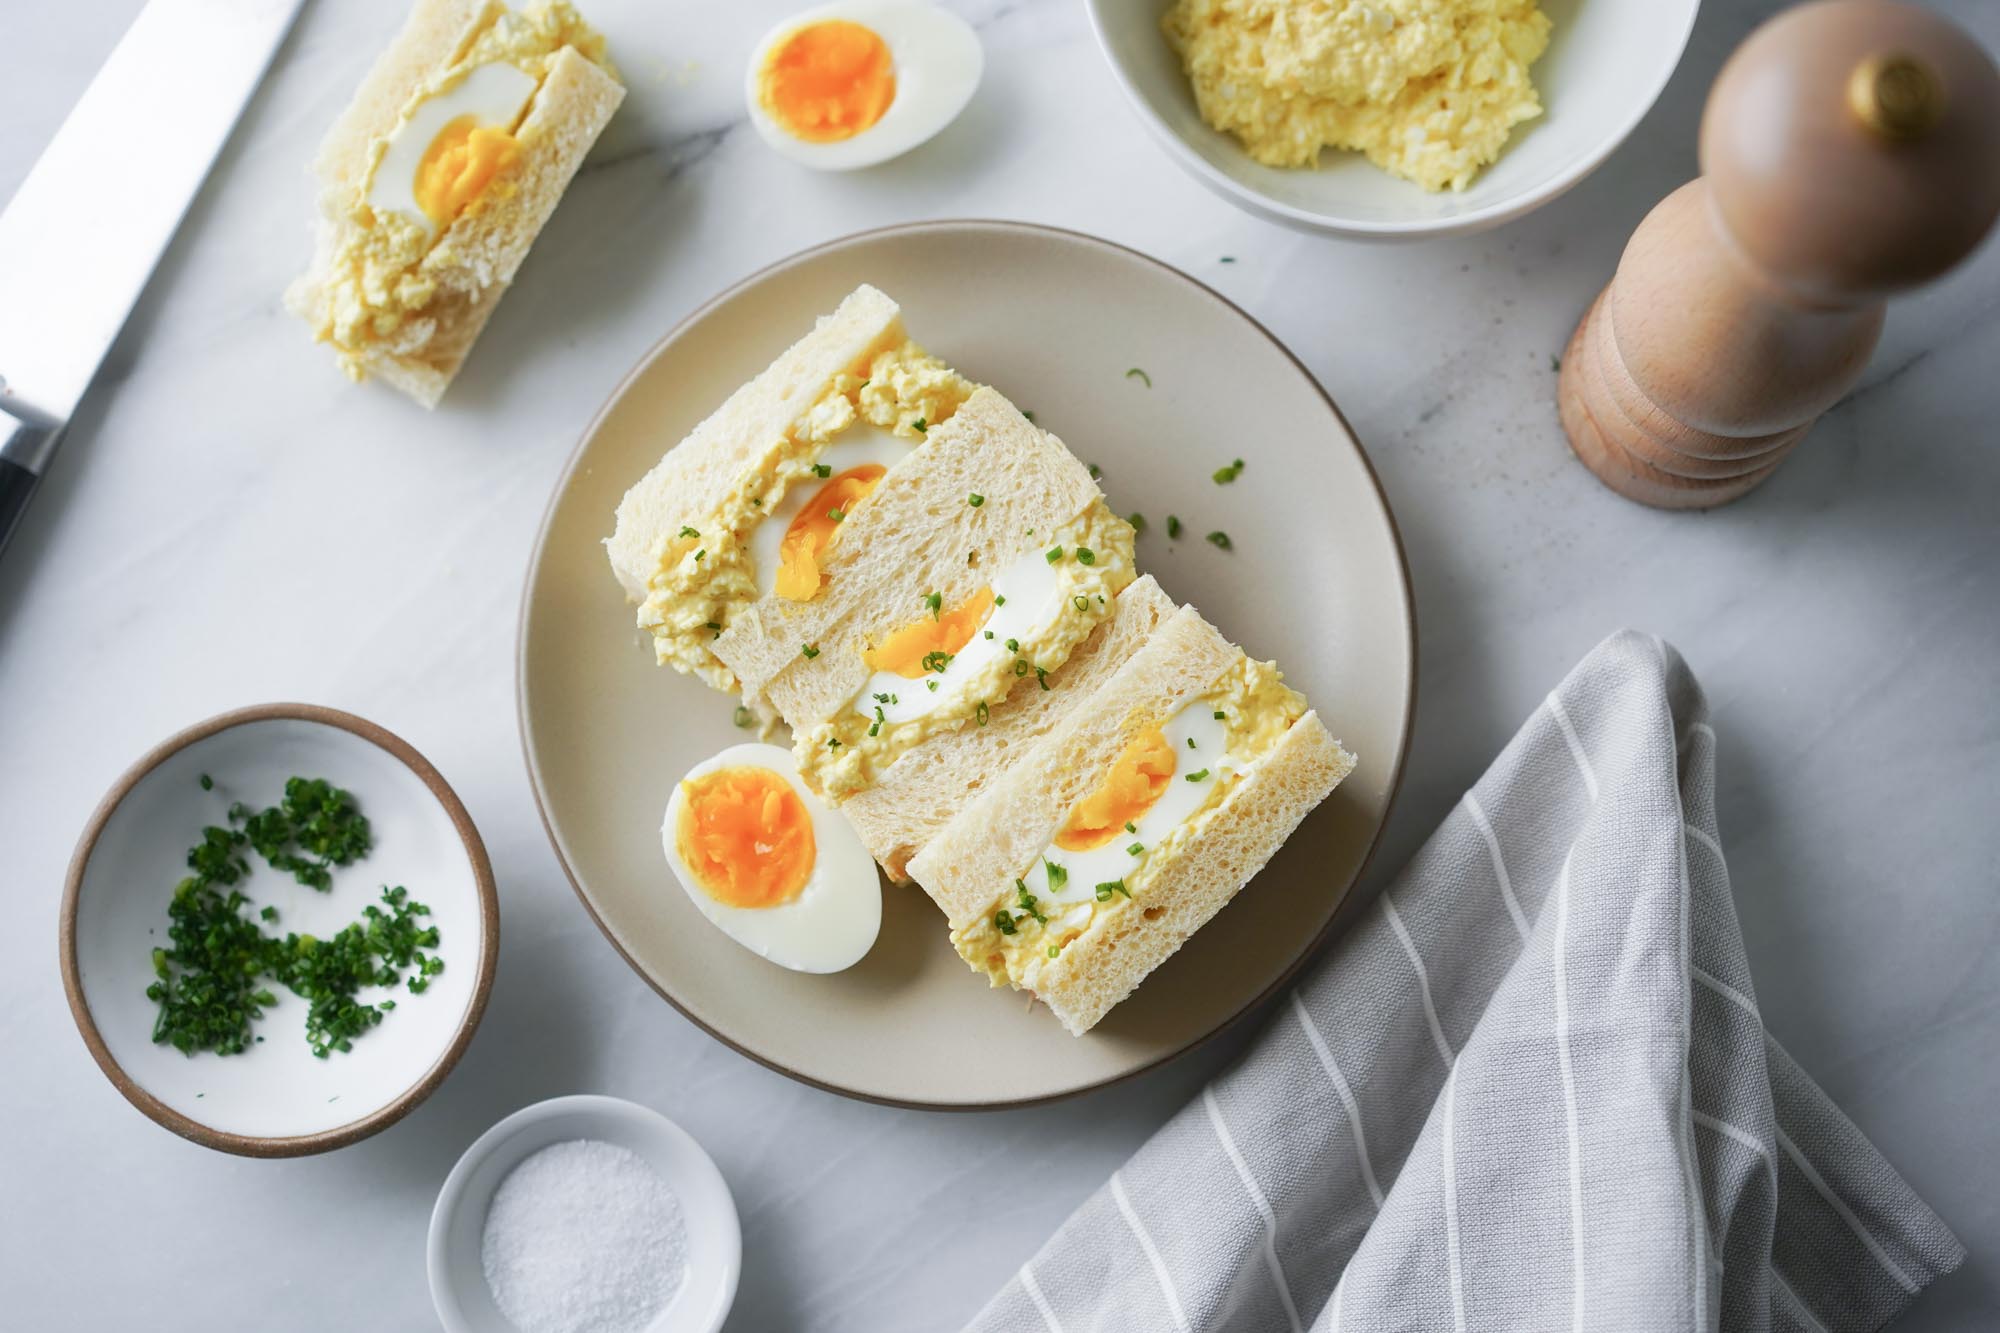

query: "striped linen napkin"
left=967, top=631, right=1963, bottom=1333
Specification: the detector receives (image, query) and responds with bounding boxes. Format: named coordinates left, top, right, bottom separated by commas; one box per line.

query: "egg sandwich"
left=606, top=285, right=977, bottom=708
left=287, top=0, right=624, bottom=405
left=908, top=604, right=1355, bottom=1035
left=721, top=385, right=1137, bottom=802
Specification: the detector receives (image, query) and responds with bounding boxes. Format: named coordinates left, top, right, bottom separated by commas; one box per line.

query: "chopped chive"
left=1127, top=513, right=1146, bottom=534
left=1048, top=945, right=1061, bottom=958
left=1088, top=463, right=1102, bottom=480
left=801, top=643, right=820, bottom=659
left=828, top=738, right=841, bottom=750
left=1206, top=531, right=1232, bottom=550
left=1167, top=515, right=1183, bottom=539
left=1125, top=821, right=1137, bottom=833
left=968, top=493, right=984, bottom=508
left=1045, top=546, right=1064, bottom=564
left=1076, top=547, right=1096, bottom=566
left=1126, top=842, right=1144, bottom=856
left=679, top=525, right=700, bottom=538
left=1043, top=861, right=1068, bottom=892
left=873, top=692, right=892, bottom=704
left=1016, top=880, right=1047, bottom=923
left=1005, top=638, right=1020, bottom=653
left=827, top=508, right=845, bottom=522
left=1220, top=256, right=1236, bottom=263
left=1185, top=768, right=1210, bottom=782
left=1213, top=710, right=1226, bottom=720
left=1014, top=659, right=1030, bottom=677
left=1022, top=411, right=1036, bottom=423
left=869, top=706, right=885, bottom=738
left=693, top=549, right=705, bottom=561
left=199, top=774, right=214, bottom=792
left=259, top=905, right=277, bottom=922
left=1126, top=367, right=1151, bottom=388
left=984, top=630, right=995, bottom=640
left=913, top=417, right=928, bottom=433
left=995, top=910, right=1017, bottom=936
left=1212, top=458, right=1246, bottom=485
left=994, top=594, right=1007, bottom=607
left=1035, top=666, right=1049, bottom=691
left=927, top=680, right=939, bottom=692
left=921, top=650, right=953, bottom=674
left=1187, top=737, right=1197, bottom=749
left=976, top=700, right=990, bottom=726
left=733, top=706, right=754, bottom=728
left=812, top=463, right=832, bottom=478
left=924, top=590, right=942, bottom=619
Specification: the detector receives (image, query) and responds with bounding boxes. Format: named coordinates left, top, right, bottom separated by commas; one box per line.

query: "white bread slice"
left=287, top=3, right=624, bottom=406
left=604, top=285, right=906, bottom=604
left=717, top=386, right=1108, bottom=727
left=842, top=575, right=1175, bottom=882
left=908, top=604, right=1355, bottom=1035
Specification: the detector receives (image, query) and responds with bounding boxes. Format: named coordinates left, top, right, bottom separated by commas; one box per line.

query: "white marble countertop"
left=4, top=1, right=1995, bottom=1328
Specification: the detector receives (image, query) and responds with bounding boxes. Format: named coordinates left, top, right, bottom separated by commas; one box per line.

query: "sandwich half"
left=713, top=386, right=1138, bottom=802
left=287, top=0, right=625, bottom=405
left=842, top=574, right=1175, bottom=880
left=606, top=284, right=976, bottom=705
left=908, top=603, right=1355, bottom=1035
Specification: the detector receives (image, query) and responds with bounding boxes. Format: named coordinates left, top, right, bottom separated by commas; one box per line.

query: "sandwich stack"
left=608, top=286, right=1355, bottom=1033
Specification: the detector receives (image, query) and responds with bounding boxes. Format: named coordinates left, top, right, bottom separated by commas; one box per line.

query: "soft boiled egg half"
left=370, top=61, right=539, bottom=234
left=746, top=1, right=983, bottom=171
left=663, top=743, right=881, bottom=972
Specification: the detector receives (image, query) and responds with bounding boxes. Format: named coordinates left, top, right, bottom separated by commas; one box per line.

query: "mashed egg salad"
left=1162, top=0, right=1552, bottom=192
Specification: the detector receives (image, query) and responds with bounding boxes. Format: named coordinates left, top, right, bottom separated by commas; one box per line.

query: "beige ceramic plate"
left=519, top=221, right=1413, bottom=1108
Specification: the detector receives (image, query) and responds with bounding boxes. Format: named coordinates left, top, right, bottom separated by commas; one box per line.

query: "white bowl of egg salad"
left=1088, top=0, right=1700, bottom=239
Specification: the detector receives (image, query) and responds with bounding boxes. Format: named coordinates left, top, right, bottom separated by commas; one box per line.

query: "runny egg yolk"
left=777, top=465, right=885, bottom=601
left=1055, top=726, right=1177, bottom=851
left=759, top=19, right=897, bottom=143
left=674, top=766, right=817, bottom=909
left=864, top=587, right=995, bottom=678
left=413, top=116, right=520, bottom=226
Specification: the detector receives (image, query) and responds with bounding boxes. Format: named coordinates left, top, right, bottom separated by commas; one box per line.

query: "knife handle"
left=0, top=457, right=41, bottom=562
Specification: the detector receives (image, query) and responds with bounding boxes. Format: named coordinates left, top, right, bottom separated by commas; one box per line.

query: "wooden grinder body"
left=1558, top=0, right=2000, bottom=509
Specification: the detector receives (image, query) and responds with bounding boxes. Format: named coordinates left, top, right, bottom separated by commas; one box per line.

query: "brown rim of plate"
left=59, top=703, right=501, bottom=1158
left=516, top=218, right=1418, bottom=1112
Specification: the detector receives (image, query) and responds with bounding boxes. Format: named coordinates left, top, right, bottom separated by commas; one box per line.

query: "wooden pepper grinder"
left=1558, top=0, right=2000, bottom=509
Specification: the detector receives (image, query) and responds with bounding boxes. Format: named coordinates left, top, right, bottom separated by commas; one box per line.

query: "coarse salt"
left=481, top=1138, right=688, bottom=1333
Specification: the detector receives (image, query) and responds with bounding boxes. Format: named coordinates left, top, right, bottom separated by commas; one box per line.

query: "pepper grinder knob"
left=1557, top=0, right=2000, bottom=509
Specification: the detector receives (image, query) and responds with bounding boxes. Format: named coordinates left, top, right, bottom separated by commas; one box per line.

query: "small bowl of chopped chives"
left=60, top=704, right=499, bottom=1157
left=428, top=1095, right=740, bottom=1333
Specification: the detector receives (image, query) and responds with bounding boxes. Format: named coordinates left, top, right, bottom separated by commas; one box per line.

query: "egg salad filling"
left=636, top=342, right=975, bottom=694
left=1161, top=0, right=1552, bottom=193
left=304, top=1, right=616, bottom=376
left=795, top=506, right=1137, bottom=800
left=950, top=656, right=1306, bottom=991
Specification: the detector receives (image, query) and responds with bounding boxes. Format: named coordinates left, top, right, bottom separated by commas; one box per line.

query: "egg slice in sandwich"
left=714, top=386, right=1137, bottom=803
left=606, top=284, right=976, bottom=708
left=287, top=0, right=625, bottom=405
left=908, top=603, right=1356, bottom=1036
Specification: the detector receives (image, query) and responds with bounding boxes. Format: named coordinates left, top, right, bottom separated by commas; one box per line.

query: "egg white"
left=855, top=546, right=1064, bottom=726
left=662, top=743, right=881, bottom=973
left=748, top=425, right=914, bottom=600
left=1020, top=702, right=1237, bottom=914
left=369, top=61, right=539, bottom=232
left=745, top=0, right=984, bottom=172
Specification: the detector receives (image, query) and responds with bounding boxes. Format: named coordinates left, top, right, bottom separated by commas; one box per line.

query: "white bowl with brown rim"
left=60, top=704, right=499, bottom=1156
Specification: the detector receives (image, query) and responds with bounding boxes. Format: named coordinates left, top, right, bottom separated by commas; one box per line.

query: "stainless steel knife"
left=0, top=0, right=309, bottom=562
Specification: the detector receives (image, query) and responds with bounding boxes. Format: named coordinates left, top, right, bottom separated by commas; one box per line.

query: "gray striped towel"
left=967, top=631, right=1963, bottom=1333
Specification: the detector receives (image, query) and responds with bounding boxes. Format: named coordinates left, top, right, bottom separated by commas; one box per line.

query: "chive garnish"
left=1016, top=881, right=1047, bottom=924
left=994, top=594, right=1007, bottom=607
left=913, top=417, right=928, bottom=433
left=812, top=463, right=832, bottom=478
left=1126, top=367, right=1151, bottom=388
left=1005, top=638, right=1020, bottom=653
left=869, top=707, right=885, bottom=738
left=694, top=549, right=705, bottom=562
left=968, top=493, right=984, bottom=508
left=1167, top=515, right=1183, bottom=539
left=828, top=738, right=841, bottom=750
left=921, top=649, right=953, bottom=674
left=995, top=910, right=1017, bottom=936
left=1023, top=411, right=1036, bottom=423
left=924, top=590, right=942, bottom=619
left=984, top=630, right=995, bottom=640
left=976, top=701, right=990, bottom=726
left=1212, top=458, right=1246, bottom=484
left=874, top=692, right=892, bottom=704
left=828, top=508, right=845, bottom=522
left=801, top=643, right=820, bottom=659
left=1076, top=547, right=1096, bottom=566
left=1014, top=659, right=1030, bottom=677
left=679, top=525, right=700, bottom=538
left=733, top=706, right=754, bottom=728
left=1125, top=821, right=1137, bottom=833
left=1048, top=945, right=1061, bottom=958
left=1035, top=666, right=1049, bottom=691
left=1045, top=546, right=1064, bottom=564
left=1213, top=710, right=1226, bottom=720
left=1187, top=737, right=1197, bottom=749
left=1088, top=463, right=1102, bottom=480
left=199, top=774, right=214, bottom=792
left=1072, top=595, right=1089, bottom=613
left=1127, top=513, right=1146, bottom=534
left=1043, top=860, right=1068, bottom=892
left=1185, top=768, right=1210, bottom=782
left=1126, top=842, right=1144, bottom=856
left=1206, top=531, right=1232, bottom=550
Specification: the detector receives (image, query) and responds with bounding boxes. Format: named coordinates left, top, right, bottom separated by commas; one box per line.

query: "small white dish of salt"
left=430, top=1095, right=740, bottom=1332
